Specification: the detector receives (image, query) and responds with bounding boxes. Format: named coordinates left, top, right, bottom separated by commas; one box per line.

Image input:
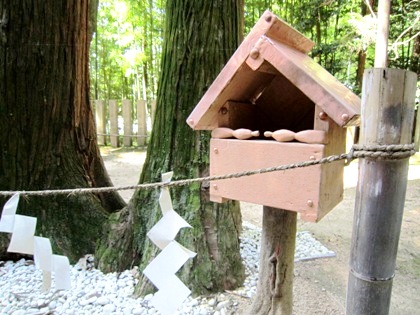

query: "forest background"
left=91, top=0, right=419, bottom=110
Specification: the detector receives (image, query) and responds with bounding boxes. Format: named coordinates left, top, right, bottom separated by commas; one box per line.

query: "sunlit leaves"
left=90, top=0, right=164, bottom=101
left=89, top=0, right=418, bottom=101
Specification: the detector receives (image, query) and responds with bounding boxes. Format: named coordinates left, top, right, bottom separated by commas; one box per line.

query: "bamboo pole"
left=345, top=68, right=416, bottom=314
left=374, top=0, right=391, bottom=68
left=347, top=3, right=417, bottom=311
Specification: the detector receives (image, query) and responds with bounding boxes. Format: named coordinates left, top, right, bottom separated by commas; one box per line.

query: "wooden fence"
left=93, top=100, right=420, bottom=150
left=94, top=99, right=156, bottom=147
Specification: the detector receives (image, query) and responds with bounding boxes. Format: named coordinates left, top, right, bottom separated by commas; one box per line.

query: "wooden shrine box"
left=187, top=11, right=361, bottom=222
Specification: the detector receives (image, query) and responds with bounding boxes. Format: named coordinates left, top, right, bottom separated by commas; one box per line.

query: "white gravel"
left=0, top=223, right=334, bottom=315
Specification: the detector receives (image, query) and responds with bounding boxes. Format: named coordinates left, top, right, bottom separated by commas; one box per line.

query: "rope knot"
left=351, top=143, right=415, bottom=160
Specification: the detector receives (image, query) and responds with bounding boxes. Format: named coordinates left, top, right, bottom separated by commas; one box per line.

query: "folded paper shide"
left=0, top=194, right=71, bottom=290
left=143, top=172, right=196, bottom=315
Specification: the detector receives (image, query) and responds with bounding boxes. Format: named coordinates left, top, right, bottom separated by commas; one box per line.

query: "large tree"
left=96, top=0, right=245, bottom=295
left=0, top=0, right=125, bottom=261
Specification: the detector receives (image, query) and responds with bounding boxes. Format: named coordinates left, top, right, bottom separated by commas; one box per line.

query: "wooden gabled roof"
left=187, top=11, right=360, bottom=130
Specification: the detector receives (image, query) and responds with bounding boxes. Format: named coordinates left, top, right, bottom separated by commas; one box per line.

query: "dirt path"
left=101, top=147, right=420, bottom=314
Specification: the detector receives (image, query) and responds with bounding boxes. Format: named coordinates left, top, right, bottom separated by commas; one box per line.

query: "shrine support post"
left=249, top=207, right=296, bottom=315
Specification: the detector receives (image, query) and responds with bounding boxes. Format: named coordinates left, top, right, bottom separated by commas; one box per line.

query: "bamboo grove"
left=90, top=0, right=419, bottom=104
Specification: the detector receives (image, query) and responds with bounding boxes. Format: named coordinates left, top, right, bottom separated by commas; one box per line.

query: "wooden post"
left=109, top=100, right=119, bottom=148
left=137, top=99, right=147, bottom=146
left=248, top=207, right=296, bottom=315
left=122, top=99, right=132, bottom=147
left=346, top=68, right=416, bottom=314
left=95, top=100, right=106, bottom=146
left=414, top=106, right=420, bottom=152
left=150, top=99, right=157, bottom=127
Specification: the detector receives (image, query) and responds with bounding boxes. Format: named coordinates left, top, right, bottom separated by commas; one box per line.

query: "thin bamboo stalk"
left=374, top=0, right=391, bottom=68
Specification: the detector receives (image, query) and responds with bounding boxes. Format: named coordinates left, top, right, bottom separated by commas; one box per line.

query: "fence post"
left=415, top=106, right=420, bottom=152
left=137, top=100, right=147, bottom=146
left=95, top=100, right=107, bottom=146
left=150, top=100, right=157, bottom=127
left=109, top=100, right=119, bottom=148
left=122, top=99, right=132, bottom=147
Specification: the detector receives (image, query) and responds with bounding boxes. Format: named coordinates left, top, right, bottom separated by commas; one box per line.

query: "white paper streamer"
left=8, top=215, right=36, bottom=254
left=143, top=172, right=196, bottom=315
left=52, top=254, right=71, bottom=290
left=34, top=236, right=53, bottom=291
left=0, top=194, right=71, bottom=290
left=151, top=275, right=192, bottom=314
left=147, top=210, right=191, bottom=249
left=0, top=193, right=19, bottom=233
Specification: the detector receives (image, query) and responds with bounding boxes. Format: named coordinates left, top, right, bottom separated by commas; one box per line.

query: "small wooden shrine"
left=187, top=11, right=361, bottom=222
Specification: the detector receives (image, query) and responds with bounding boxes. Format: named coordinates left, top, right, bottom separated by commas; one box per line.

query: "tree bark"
left=248, top=207, right=297, bottom=315
left=410, top=31, right=419, bottom=74
left=0, top=0, right=125, bottom=262
left=355, top=50, right=366, bottom=91
left=96, top=0, right=245, bottom=295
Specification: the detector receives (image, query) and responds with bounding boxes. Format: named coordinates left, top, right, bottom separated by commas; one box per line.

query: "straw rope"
left=0, top=143, right=415, bottom=197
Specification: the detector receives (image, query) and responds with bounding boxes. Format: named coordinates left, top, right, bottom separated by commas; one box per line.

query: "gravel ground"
left=2, top=149, right=417, bottom=314
left=0, top=223, right=335, bottom=315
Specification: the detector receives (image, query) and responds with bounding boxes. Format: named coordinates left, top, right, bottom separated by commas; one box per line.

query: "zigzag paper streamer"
left=143, top=172, right=196, bottom=315
left=0, top=194, right=71, bottom=290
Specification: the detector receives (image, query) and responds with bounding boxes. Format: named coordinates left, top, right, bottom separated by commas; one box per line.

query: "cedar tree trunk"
left=96, top=0, right=246, bottom=295
left=0, top=0, right=125, bottom=262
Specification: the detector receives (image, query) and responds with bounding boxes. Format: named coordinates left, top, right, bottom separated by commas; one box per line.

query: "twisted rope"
left=0, top=143, right=415, bottom=197
left=350, top=144, right=415, bottom=160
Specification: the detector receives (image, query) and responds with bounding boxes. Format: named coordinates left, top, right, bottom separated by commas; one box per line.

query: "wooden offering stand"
left=187, top=11, right=360, bottom=222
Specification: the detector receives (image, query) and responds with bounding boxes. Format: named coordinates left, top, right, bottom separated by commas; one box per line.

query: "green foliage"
left=388, top=0, right=419, bottom=73
left=90, top=0, right=164, bottom=103
left=90, top=0, right=418, bottom=103
left=243, top=0, right=419, bottom=94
